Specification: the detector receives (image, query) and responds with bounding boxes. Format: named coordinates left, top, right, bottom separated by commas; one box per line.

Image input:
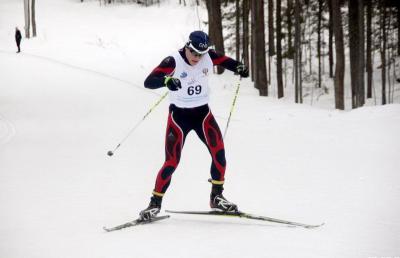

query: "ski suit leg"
left=16, top=39, right=21, bottom=52
left=153, top=110, right=186, bottom=196
left=195, top=110, right=226, bottom=184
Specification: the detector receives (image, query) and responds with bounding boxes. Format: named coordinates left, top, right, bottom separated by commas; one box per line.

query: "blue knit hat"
left=186, top=31, right=210, bottom=54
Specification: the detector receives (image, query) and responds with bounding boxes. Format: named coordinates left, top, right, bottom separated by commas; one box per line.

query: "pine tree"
left=251, top=0, right=268, bottom=95
left=348, top=0, right=365, bottom=108
left=380, top=0, right=387, bottom=105
left=242, top=0, right=250, bottom=69
left=24, top=0, right=30, bottom=38
left=286, top=0, right=294, bottom=59
left=332, top=0, right=345, bottom=110
left=294, top=0, right=302, bottom=103
left=328, top=0, right=334, bottom=78
left=235, top=0, right=241, bottom=62
left=317, top=0, right=323, bottom=88
left=397, top=2, right=400, bottom=56
left=31, top=0, right=37, bottom=37
left=268, top=0, right=275, bottom=56
left=276, top=0, right=284, bottom=98
left=366, top=0, right=373, bottom=99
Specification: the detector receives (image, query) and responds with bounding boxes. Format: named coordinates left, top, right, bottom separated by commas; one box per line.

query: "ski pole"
left=223, top=77, right=241, bottom=140
left=107, top=91, right=169, bottom=157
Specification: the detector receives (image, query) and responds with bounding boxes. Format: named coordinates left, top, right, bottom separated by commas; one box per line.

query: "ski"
left=165, top=210, right=324, bottom=229
left=103, top=215, right=170, bottom=232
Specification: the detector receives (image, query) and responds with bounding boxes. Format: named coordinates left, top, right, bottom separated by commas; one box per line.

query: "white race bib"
left=168, top=51, right=213, bottom=108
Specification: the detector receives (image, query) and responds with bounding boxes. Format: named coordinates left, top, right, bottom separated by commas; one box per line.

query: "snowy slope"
left=1, top=1, right=400, bottom=258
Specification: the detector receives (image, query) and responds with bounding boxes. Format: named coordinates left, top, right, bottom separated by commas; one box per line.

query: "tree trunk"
left=380, top=1, right=387, bottom=105
left=294, top=0, right=302, bottom=103
left=366, top=0, right=372, bottom=98
left=332, top=0, right=345, bottom=110
left=388, top=14, right=392, bottom=104
left=251, top=0, right=256, bottom=83
left=328, top=0, right=334, bottom=78
left=349, top=0, right=357, bottom=108
left=268, top=54, right=271, bottom=86
left=267, top=0, right=274, bottom=86
left=348, top=0, right=365, bottom=108
left=358, top=0, right=365, bottom=106
left=322, top=29, right=325, bottom=75
left=317, top=0, right=323, bottom=88
left=287, top=0, right=294, bottom=59
left=252, top=0, right=268, bottom=95
left=235, top=0, right=240, bottom=62
left=306, top=3, right=312, bottom=76
left=268, top=0, right=275, bottom=56
left=398, top=5, right=400, bottom=56
left=389, top=9, right=395, bottom=103
left=206, top=0, right=225, bottom=74
left=24, top=0, right=30, bottom=38
left=276, top=0, right=284, bottom=98
left=242, top=0, right=250, bottom=69
left=31, top=0, right=36, bottom=37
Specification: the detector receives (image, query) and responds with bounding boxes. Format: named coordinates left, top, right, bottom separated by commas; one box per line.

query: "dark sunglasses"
left=188, top=47, right=204, bottom=57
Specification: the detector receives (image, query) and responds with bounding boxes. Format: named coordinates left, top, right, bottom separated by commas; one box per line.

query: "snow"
left=1, top=0, right=400, bottom=257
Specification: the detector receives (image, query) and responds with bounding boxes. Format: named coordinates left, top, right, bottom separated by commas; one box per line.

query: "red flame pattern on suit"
left=153, top=105, right=226, bottom=195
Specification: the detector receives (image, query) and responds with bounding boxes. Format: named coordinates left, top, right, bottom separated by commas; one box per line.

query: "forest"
left=23, top=0, right=400, bottom=109
left=205, top=0, right=400, bottom=110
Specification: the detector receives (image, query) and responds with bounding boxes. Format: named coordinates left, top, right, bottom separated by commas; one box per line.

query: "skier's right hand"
left=164, top=76, right=182, bottom=91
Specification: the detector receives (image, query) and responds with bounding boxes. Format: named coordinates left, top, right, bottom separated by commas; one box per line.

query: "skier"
left=15, top=27, right=22, bottom=53
left=140, top=30, right=249, bottom=220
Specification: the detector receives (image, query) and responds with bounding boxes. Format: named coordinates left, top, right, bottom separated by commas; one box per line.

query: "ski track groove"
left=0, top=113, right=16, bottom=145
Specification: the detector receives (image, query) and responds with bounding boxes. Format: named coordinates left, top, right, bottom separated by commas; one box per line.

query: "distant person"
left=139, top=31, right=249, bottom=221
left=15, top=27, right=22, bottom=53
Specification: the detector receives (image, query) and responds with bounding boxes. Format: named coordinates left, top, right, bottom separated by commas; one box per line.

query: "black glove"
left=236, top=64, right=249, bottom=78
left=164, top=76, right=182, bottom=91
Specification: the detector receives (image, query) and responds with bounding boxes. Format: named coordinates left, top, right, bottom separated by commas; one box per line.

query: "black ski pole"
left=107, top=91, right=168, bottom=156
left=223, top=77, right=241, bottom=140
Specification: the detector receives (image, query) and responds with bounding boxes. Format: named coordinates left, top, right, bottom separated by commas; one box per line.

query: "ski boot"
left=210, top=183, right=238, bottom=213
left=139, top=196, right=162, bottom=221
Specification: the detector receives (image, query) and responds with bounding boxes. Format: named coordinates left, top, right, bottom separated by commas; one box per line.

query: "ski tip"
left=304, top=222, right=325, bottom=229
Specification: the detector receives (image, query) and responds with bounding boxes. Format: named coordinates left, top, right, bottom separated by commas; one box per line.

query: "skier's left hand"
left=236, top=64, right=249, bottom=78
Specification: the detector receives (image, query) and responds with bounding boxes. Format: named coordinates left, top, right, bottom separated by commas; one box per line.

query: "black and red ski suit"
left=144, top=48, right=241, bottom=197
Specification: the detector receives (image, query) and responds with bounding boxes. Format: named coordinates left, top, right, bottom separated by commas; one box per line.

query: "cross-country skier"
left=15, top=27, right=22, bottom=53
left=140, top=31, right=249, bottom=221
